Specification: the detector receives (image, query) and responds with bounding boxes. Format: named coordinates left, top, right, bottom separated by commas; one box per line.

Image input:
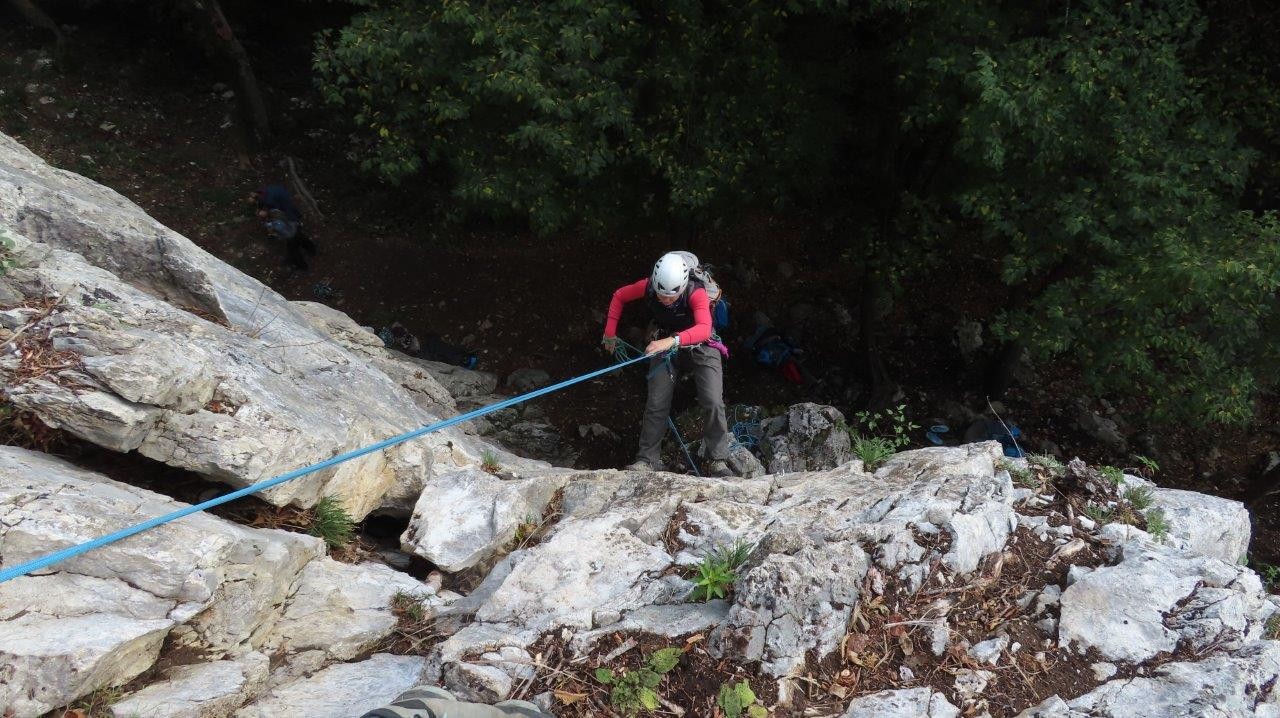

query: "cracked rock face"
left=1058, top=540, right=1274, bottom=663
left=761, top=402, right=853, bottom=474
left=427, top=444, right=1020, bottom=700
left=0, top=447, right=434, bottom=717
left=1019, top=641, right=1280, bottom=717
left=0, top=134, right=545, bottom=519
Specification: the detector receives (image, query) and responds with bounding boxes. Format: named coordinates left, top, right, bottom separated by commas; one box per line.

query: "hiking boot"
left=361, top=686, right=553, bottom=718
left=706, top=460, right=736, bottom=478
left=623, top=459, right=661, bottom=472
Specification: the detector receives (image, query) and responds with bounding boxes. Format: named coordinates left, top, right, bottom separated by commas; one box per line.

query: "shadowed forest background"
left=2, top=0, right=1278, bottom=554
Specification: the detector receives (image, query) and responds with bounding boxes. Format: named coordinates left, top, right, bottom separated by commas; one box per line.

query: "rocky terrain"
left=2, top=132, right=1279, bottom=717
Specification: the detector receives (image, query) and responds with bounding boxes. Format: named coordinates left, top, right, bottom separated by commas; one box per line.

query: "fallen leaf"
left=554, top=690, right=588, bottom=705
left=846, top=633, right=871, bottom=655
left=898, top=633, right=915, bottom=656
left=685, top=633, right=705, bottom=646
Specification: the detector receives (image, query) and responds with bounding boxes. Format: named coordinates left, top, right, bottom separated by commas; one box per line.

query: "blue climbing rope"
left=727, top=404, right=761, bottom=452
left=612, top=338, right=701, bottom=477
left=0, top=352, right=651, bottom=585
left=667, top=416, right=702, bottom=477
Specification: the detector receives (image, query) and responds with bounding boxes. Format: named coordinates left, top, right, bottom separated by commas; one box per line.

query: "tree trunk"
left=8, top=0, right=65, bottom=53
left=180, top=0, right=271, bottom=145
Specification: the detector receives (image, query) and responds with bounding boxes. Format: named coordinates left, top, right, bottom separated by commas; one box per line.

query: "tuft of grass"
left=1027, top=453, right=1065, bottom=477
left=712, top=538, right=754, bottom=571
left=1123, top=485, right=1155, bottom=511
left=481, top=449, right=501, bottom=474
left=852, top=434, right=895, bottom=470
left=1083, top=503, right=1115, bottom=525
left=383, top=590, right=439, bottom=655
left=1144, top=508, right=1170, bottom=542
left=68, top=685, right=127, bottom=716
left=690, top=539, right=754, bottom=602
left=1267, top=614, right=1280, bottom=640
left=309, top=496, right=355, bottom=549
left=391, top=590, right=428, bottom=623
left=1000, top=459, right=1037, bottom=488
left=512, top=514, right=538, bottom=546
left=1099, top=465, right=1124, bottom=485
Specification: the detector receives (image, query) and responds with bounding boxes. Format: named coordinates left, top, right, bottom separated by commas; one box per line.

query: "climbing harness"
left=0, top=352, right=651, bottom=585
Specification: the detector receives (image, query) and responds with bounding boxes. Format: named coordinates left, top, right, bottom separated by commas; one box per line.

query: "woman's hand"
left=645, top=337, right=678, bottom=355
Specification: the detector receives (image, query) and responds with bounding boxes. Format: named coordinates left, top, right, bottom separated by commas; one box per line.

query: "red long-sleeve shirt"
left=604, top=278, right=712, bottom=346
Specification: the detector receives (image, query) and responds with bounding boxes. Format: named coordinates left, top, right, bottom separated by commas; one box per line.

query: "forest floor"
left=1, top=12, right=1277, bottom=566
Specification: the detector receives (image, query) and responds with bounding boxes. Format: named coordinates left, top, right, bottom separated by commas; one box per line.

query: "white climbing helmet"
left=650, top=252, right=691, bottom=298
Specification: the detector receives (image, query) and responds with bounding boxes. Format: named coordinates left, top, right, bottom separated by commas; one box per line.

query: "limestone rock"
left=506, top=368, right=550, bottom=393
left=233, top=653, right=427, bottom=718
left=401, top=468, right=566, bottom=572
left=761, top=403, right=853, bottom=473
left=1018, top=641, right=1280, bottom=717
left=1058, top=540, right=1274, bottom=662
left=0, top=136, right=537, bottom=518
left=263, top=559, right=441, bottom=661
left=0, top=613, right=172, bottom=717
left=110, top=652, right=270, bottom=718
left=711, top=540, right=868, bottom=677
left=1150, top=486, right=1250, bottom=563
left=841, top=688, right=961, bottom=717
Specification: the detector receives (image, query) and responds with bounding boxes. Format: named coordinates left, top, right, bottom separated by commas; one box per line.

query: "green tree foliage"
left=875, top=0, right=1280, bottom=422
left=314, top=0, right=836, bottom=233
left=315, top=0, right=1280, bottom=426
left=905, top=0, right=1280, bottom=423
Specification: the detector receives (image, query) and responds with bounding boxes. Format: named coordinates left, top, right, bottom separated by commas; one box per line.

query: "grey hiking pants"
left=637, top=344, right=730, bottom=465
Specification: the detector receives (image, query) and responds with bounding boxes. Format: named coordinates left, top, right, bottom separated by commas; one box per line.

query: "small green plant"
left=0, top=226, right=17, bottom=276
left=1252, top=559, right=1280, bottom=591
left=852, top=404, right=919, bottom=451
left=717, top=679, right=768, bottom=718
left=512, top=513, right=539, bottom=546
left=481, top=449, right=501, bottom=474
left=689, top=539, right=753, bottom=602
left=1133, top=454, right=1160, bottom=476
left=691, top=558, right=736, bottom=602
left=1122, top=486, right=1154, bottom=511
left=852, top=434, right=895, bottom=470
left=1083, top=503, right=1115, bottom=525
left=1027, top=454, right=1066, bottom=477
left=391, top=590, right=428, bottom=622
left=1267, top=614, right=1280, bottom=640
left=69, top=685, right=127, bottom=716
left=384, top=590, right=439, bottom=654
left=1000, top=459, right=1037, bottom=488
left=594, top=647, right=683, bottom=716
left=309, top=496, right=355, bottom=549
left=714, top=538, right=754, bottom=571
left=1144, top=508, right=1170, bottom=542
left=1099, top=465, right=1124, bottom=486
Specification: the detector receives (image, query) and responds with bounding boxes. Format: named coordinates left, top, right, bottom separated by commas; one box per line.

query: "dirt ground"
left=1, top=10, right=1277, bottom=564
